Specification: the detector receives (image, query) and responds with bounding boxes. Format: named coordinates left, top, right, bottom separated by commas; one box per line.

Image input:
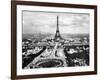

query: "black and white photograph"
left=22, top=11, right=90, bottom=69
left=11, top=1, right=97, bottom=79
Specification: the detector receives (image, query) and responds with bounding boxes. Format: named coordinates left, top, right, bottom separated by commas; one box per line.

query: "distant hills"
left=22, top=33, right=89, bottom=41
left=22, top=33, right=52, bottom=41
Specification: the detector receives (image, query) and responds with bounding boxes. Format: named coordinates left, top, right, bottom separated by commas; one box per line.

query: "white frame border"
left=17, top=5, right=95, bottom=75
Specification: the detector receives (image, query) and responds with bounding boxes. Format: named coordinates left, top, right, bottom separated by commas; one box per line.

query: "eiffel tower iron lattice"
left=54, top=16, right=63, bottom=41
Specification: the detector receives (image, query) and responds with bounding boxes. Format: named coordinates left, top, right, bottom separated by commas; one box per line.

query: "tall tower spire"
left=57, top=16, right=59, bottom=32
left=54, top=16, right=62, bottom=41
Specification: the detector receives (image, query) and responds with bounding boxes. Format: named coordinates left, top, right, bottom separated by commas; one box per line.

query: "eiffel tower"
left=54, top=16, right=63, bottom=41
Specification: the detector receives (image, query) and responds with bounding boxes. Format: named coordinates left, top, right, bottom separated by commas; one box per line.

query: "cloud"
left=23, top=11, right=90, bottom=34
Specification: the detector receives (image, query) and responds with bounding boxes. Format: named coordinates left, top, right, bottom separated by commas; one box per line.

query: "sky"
left=22, top=11, right=90, bottom=34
